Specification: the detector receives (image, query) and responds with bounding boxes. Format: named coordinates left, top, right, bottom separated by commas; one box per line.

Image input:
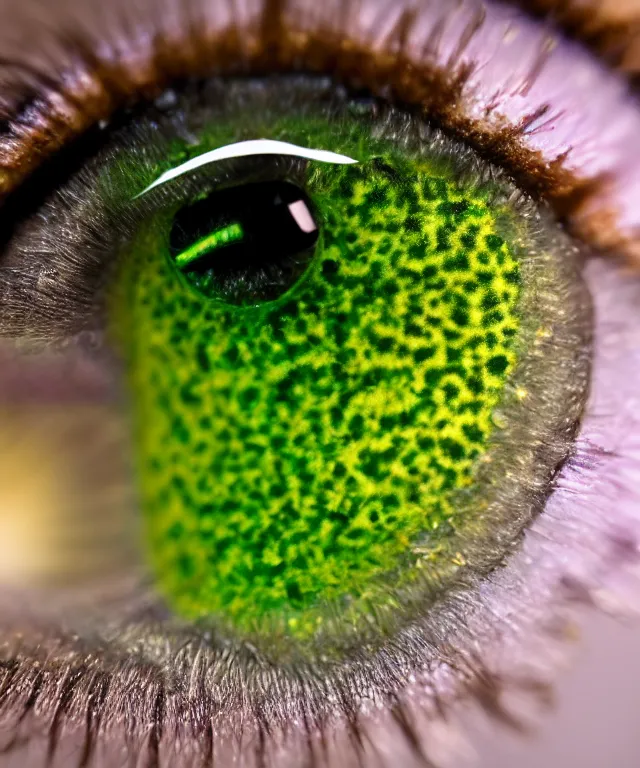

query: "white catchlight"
left=135, top=139, right=359, bottom=199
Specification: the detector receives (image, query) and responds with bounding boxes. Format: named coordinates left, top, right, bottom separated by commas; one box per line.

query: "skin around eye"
left=0, top=1, right=638, bottom=767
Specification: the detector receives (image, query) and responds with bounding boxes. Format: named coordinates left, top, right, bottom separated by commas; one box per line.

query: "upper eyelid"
left=0, top=0, right=638, bottom=260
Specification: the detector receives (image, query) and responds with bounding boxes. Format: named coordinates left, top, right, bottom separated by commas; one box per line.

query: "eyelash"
left=0, top=1, right=639, bottom=767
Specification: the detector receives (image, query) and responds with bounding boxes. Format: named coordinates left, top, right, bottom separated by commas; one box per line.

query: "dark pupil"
left=169, top=180, right=320, bottom=305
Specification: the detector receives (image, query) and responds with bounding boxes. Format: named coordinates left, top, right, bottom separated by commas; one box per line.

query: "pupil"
left=169, top=180, right=320, bottom=304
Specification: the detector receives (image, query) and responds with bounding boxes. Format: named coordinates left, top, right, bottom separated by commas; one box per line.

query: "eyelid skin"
left=135, top=138, right=359, bottom=197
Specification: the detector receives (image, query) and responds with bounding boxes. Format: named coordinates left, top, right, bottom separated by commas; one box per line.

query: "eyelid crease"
left=506, top=0, right=640, bottom=75
left=134, top=139, right=359, bottom=198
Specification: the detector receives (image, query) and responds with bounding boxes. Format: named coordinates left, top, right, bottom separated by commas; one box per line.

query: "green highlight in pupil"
left=174, top=222, right=245, bottom=268
left=113, top=126, right=522, bottom=641
left=169, top=179, right=321, bottom=305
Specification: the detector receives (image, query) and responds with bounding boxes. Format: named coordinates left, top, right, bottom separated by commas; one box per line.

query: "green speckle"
left=487, top=354, right=510, bottom=375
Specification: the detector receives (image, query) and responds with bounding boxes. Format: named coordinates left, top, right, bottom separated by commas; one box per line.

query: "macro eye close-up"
left=1, top=0, right=640, bottom=766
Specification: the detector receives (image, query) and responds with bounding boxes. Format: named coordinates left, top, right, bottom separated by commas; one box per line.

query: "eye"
left=0, top=2, right=638, bottom=766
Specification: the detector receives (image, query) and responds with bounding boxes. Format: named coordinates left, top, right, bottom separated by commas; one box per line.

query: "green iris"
left=110, top=107, right=524, bottom=643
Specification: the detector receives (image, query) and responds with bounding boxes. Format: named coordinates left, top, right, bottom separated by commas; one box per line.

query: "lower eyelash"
left=0, top=609, right=551, bottom=767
